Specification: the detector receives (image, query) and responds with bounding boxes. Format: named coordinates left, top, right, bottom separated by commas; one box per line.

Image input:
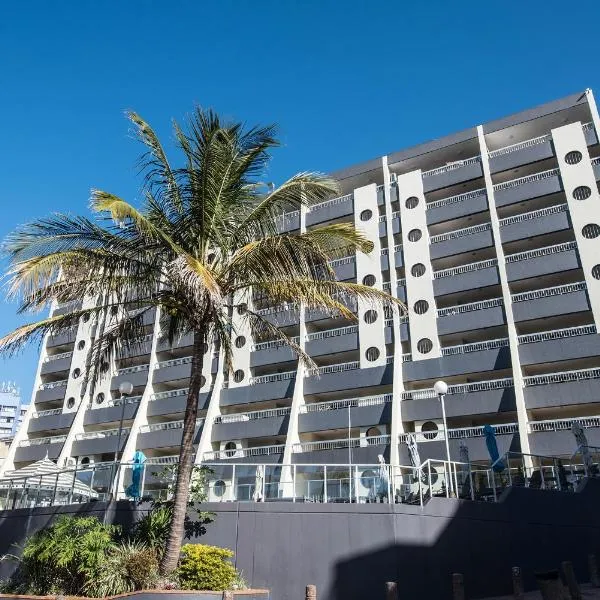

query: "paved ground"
left=485, top=582, right=600, bottom=598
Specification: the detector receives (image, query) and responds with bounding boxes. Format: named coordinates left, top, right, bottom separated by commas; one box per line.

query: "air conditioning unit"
left=208, top=477, right=232, bottom=502
left=414, top=420, right=444, bottom=442
left=355, top=467, right=384, bottom=501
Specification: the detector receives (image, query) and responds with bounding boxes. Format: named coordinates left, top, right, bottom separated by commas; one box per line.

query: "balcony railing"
left=499, top=203, right=568, bottom=227
left=524, top=367, right=600, bottom=387
left=19, top=434, right=67, bottom=447
left=300, top=393, right=392, bottom=413
left=378, top=215, right=386, bottom=223
left=518, top=324, right=597, bottom=345
left=116, top=364, right=149, bottom=375
left=44, top=351, right=73, bottom=363
left=441, top=338, right=509, bottom=356
left=488, top=133, right=552, bottom=158
left=402, top=353, right=412, bottom=362
left=306, top=361, right=360, bottom=377
left=151, top=387, right=188, bottom=401
left=400, top=423, right=519, bottom=442
left=145, top=455, right=180, bottom=465
left=203, top=444, right=286, bottom=460
left=250, top=370, right=296, bottom=385
left=402, top=377, right=514, bottom=401
left=154, top=356, right=192, bottom=369
left=380, top=248, right=389, bottom=256
left=308, top=193, right=353, bottom=213
left=434, top=258, right=498, bottom=279
left=329, top=256, right=355, bottom=267
left=394, top=243, right=403, bottom=253
left=252, top=337, right=299, bottom=351
left=505, top=241, right=578, bottom=263
left=117, top=334, right=153, bottom=354
left=427, top=188, right=487, bottom=211
left=39, top=379, right=68, bottom=390
left=87, top=395, right=142, bottom=409
left=293, top=434, right=390, bottom=453
left=306, top=325, right=358, bottom=341
left=511, top=281, right=586, bottom=303
left=430, top=222, right=492, bottom=244
left=215, top=406, right=291, bottom=424
left=75, top=428, right=131, bottom=440
left=139, top=418, right=203, bottom=434
left=591, top=157, right=600, bottom=166
left=256, top=302, right=299, bottom=317
left=31, top=408, right=63, bottom=418
left=422, top=156, right=480, bottom=178
left=437, top=297, right=503, bottom=317
left=528, top=415, right=600, bottom=433
left=274, top=210, right=300, bottom=226
left=391, top=210, right=401, bottom=220
left=493, top=168, right=559, bottom=192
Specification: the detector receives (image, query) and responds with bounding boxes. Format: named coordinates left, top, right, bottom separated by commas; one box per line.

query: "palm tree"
left=0, top=108, right=402, bottom=574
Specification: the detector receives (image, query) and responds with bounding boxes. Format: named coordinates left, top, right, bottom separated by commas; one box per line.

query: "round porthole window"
left=80, top=456, right=90, bottom=466
left=582, top=224, right=600, bottom=239
left=224, top=442, right=237, bottom=457
left=417, top=338, right=433, bottom=354
left=573, top=186, right=592, bottom=200
left=365, top=347, right=380, bottom=362
left=592, top=265, right=600, bottom=280
left=411, top=263, right=426, bottom=277
left=565, top=150, right=583, bottom=165
left=235, top=336, right=246, bottom=349
left=95, top=392, right=105, bottom=405
left=237, top=303, right=247, bottom=315
left=213, top=480, right=226, bottom=497
left=207, top=253, right=216, bottom=263
left=72, top=368, right=81, bottom=379
left=414, top=300, right=429, bottom=315
left=364, top=310, right=378, bottom=324
left=408, top=229, right=422, bottom=242
left=421, top=421, right=439, bottom=440
left=362, top=274, right=376, bottom=286
left=110, top=306, right=119, bottom=316
left=360, top=209, right=373, bottom=222
left=405, top=196, right=419, bottom=209
left=77, top=340, right=85, bottom=350
left=233, top=370, right=245, bottom=383
left=366, top=426, right=381, bottom=440
left=360, top=469, right=376, bottom=487
left=66, top=397, right=75, bottom=409
left=82, top=313, right=91, bottom=323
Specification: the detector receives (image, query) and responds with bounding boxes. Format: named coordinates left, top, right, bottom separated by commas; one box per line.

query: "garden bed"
left=0, top=589, right=270, bottom=600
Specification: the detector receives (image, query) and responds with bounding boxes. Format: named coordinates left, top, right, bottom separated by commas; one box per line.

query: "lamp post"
left=111, top=381, right=133, bottom=499
left=434, top=380, right=453, bottom=495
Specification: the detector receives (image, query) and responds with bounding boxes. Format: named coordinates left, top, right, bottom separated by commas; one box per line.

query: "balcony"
left=303, top=361, right=393, bottom=396
left=489, top=133, right=554, bottom=174
left=46, top=329, right=77, bottom=349
left=72, top=427, right=130, bottom=456
left=329, top=256, right=356, bottom=281
left=306, top=194, right=353, bottom=227
left=518, top=325, right=600, bottom=365
left=220, top=370, right=296, bottom=407
left=292, top=434, right=390, bottom=465
left=256, top=303, right=300, bottom=328
left=506, top=242, right=579, bottom=282
left=116, top=335, right=153, bottom=358
left=430, top=223, right=494, bottom=260
left=433, top=258, right=499, bottom=296
left=35, top=379, right=68, bottom=403
left=499, top=204, right=570, bottom=244
left=298, top=394, right=391, bottom=433
left=493, top=168, right=562, bottom=208
left=275, top=210, right=300, bottom=233
left=524, top=367, right=600, bottom=410
left=152, top=355, right=217, bottom=385
left=426, top=188, right=488, bottom=225
left=28, top=408, right=75, bottom=433
left=511, top=282, right=589, bottom=322
left=84, top=396, right=141, bottom=426
left=250, top=337, right=297, bottom=367
left=40, top=351, right=73, bottom=375
left=147, top=387, right=210, bottom=417
left=203, top=443, right=285, bottom=464
left=137, top=418, right=203, bottom=450
left=528, top=415, right=600, bottom=456
left=15, top=434, right=66, bottom=462
left=437, top=298, right=505, bottom=335
left=212, top=407, right=291, bottom=441
left=306, top=325, right=359, bottom=357
left=111, top=364, right=149, bottom=391
left=156, top=332, right=193, bottom=352
left=401, top=378, right=516, bottom=422
left=422, top=156, right=483, bottom=193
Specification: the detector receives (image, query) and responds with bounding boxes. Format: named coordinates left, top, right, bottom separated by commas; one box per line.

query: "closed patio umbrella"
left=572, top=421, right=593, bottom=477
left=252, top=465, right=264, bottom=502
left=484, top=425, right=505, bottom=472
left=125, top=450, right=146, bottom=499
left=375, top=454, right=389, bottom=502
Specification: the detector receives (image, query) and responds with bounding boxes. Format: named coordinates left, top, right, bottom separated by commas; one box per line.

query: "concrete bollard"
left=385, top=581, right=398, bottom=600
left=589, top=554, right=600, bottom=587
left=306, top=584, right=317, bottom=600
left=561, top=561, right=582, bottom=600
left=535, top=570, right=564, bottom=600
left=452, top=573, right=465, bottom=600
left=512, top=566, right=524, bottom=599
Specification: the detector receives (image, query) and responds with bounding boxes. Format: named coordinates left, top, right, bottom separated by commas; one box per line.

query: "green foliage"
left=177, top=544, right=238, bottom=591
left=133, top=504, right=172, bottom=551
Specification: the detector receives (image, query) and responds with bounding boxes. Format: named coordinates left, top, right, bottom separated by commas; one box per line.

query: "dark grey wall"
left=299, top=403, right=390, bottom=433
left=506, top=249, right=580, bottom=281
left=519, top=334, right=600, bottom=365
left=500, top=209, right=570, bottom=243
left=430, top=229, right=494, bottom=260
left=304, top=365, right=393, bottom=396
left=489, top=140, right=554, bottom=174
left=422, top=161, right=483, bottom=193
left=84, top=403, right=139, bottom=426
left=306, top=198, right=354, bottom=227
left=426, top=191, right=488, bottom=225
left=433, top=266, right=499, bottom=297
left=494, top=173, right=562, bottom=207
left=212, top=416, right=290, bottom=442
left=14, top=442, right=63, bottom=463
left=525, top=379, right=600, bottom=409
left=40, top=356, right=72, bottom=375
left=512, top=290, right=589, bottom=322
left=437, top=305, right=505, bottom=336
left=147, top=393, right=210, bottom=417
left=221, top=379, right=295, bottom=406
left=28, top=412, right=75, bottom=433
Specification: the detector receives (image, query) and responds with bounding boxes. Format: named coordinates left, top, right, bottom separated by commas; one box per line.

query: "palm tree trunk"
left=160, top=328, right=205, bottom=575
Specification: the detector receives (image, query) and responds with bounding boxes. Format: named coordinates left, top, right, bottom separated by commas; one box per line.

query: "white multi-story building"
left=4, top=89, right=600, bottom=497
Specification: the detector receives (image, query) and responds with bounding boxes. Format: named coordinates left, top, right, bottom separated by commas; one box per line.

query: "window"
left=200, top=375, right=207, bottom=387
left=213, top=480, right=226, bottom=497
left=417, top=338, right=433, bottom=354
left=360, top=209, right=372, bottom=222
left=72, top=368, right=81, bottom=379
left=582, top=224, right=600, bottom=239
left=95, top=393, right=105, bottom=405
left=224, top=442, right=237, bottom=457
left=364, top=310, right=378, bottom=324
left=235, top=336, right=246, bottom=349
left=80, top=457, right=90, bottom=466
left=408, top=229, right=422, bottom=242
left=592, top=265, right=600, bottom=280
left=233, top=370, right=245, bottom=383
left=237, top=303, right=247, bottom=315
left=66, top=397, right=75, bottom=409
left=573, top=186, right=592, bottom=200
left=411, top=263, right=426, bottom=277
left=565, top=151, right=583, bottom=165
left=405, top=196, right=419, bottom=209
left=365, top=347, right=380, bottom=362
left=414, top=300, right=429, bottom=315
left=77, top=340, right=85, bottom=350
left=421, top=421, right=439, bottom=440
left=362, top=274, right=376, bottom=286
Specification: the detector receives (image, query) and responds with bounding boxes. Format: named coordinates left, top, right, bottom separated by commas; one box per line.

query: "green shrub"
left=132, top=504, right=172, bottom=552
left=177, top=544, right=238, bottom=591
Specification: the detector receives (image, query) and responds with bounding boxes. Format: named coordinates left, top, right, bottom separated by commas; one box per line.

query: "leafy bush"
left=177, top=544, right=238, bottom=591
left=132, top=504, right=172, bottom=552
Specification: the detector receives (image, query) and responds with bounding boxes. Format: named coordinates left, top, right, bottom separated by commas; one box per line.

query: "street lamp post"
left=111, top=381, right=133, bottom=499
left=434, top=380, right=453, bottom=496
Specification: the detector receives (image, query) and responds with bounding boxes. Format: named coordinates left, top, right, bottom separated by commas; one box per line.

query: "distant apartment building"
left=3, top=89, right=600, bottom=495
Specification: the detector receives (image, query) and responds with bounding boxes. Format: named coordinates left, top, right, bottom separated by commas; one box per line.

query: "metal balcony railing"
left=154, top=356, right=192, bottom=369
left=378, top=215, right=386, bottom=223
left=518, top=324, right=597, bottom=344
left=391, top=211, right=401, bottom=220
left=427, top=188, right=486, bottom=211
left=499, top=203, right=568, bottom=227
left=44, top=351, right=73, bottom=363
left=394, top=243, right=403, bottom=253
left=422, top=156, right=480, bottom=178
left=308, top=193, right=353, bottom=213
left=145, top=455, right=180, bottom=465
left=274, top=210, right=300, bottom=225
left=215, top=406, right=291, bottom=423
left=151, top=387, right=188, bottom=401
left=39, top=379, right=68, bottom=390
left=116, top=364, right=150, bottom=375
left=31, top=408, right=63, bottom=418
left=300, top=393, right=392, bottom=413
left=528, top=415, right=600, bottom=433
left=583, top=122, right=594, bottom=132
left=117, top=334, right=153, bottom=354
left=397, top=277, right=406, bottom=287
left=256, top=302, right=299, bottom=317
left=505, top=241, right=577, bottom=263
left=252, top=337, right=299, bottom=351
left=402, top=377, right=514, bottom=401
left=430, top=222, right=492, bottom=244
left=203, top=444, right=286, bottom=460
left=380, top=248, right=389, bottom=256
left=493, top=168, right=560, bottom=192
left=402, top=353, right=412, bottom=362
left=306, top=325, right=358, bottom=341
left=512, top=281, right=586, bottom=303
left=488, top=133, right=552, bottom=158
left=441, top=338, right=509, bottom=356
left=383, top=282, right=391, bottom=292
left=434, top=258, right=498, bottom=279
left=524, top=367, right=600, bottom=387
left=448, top=423, right=519, bottom=438
left=139, top=418, right=203, bottom=434
left=88, top=395, right=142, bottom=409
left=328, top=256, right=355, bottom=267
left=306, top=361, right=360, bottom=377
left=437, top=297, right=503, bottom=317
left=591, top=156, right=600, bottom=166
left=75, top=428, right=131, bottom=440
left=250, top=370, right=296, bottom=385
left=19, top=434, right=67, bottom=447
left=293, top=434, right=390, bottom=453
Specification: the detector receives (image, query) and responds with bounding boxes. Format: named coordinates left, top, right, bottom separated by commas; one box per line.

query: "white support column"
left=228, top=291, right=253, bottom=389
left=551, top=122, right=600, bottom=329
left=585, top=89, right=600, bottom=145
left=382, top=156, right=406, bottom=469
left=477, top=125, right=531, bottom=457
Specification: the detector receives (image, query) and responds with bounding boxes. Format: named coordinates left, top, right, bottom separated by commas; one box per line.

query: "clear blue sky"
left=1, top=0, right=599, bottom=401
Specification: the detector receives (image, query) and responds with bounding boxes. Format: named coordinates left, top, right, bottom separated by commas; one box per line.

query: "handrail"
left=19, top=435, right=67, bottom=447
left=151, top=387, right=189, bottom=401
left=306, top=361, right=360, bottom=377
left=394, top=244, right=403, bottom=253
left=294, top=434, right=391, bottom=452
left=493, top=168, right=559, bottom=191
left=528, top=415, right=600, bottom=432
left=380, top=248, right=389, bottom=256
left=329, top=256, right=355, bottom=267
left=39, top=379, right=68, bottom=390
left=75, top=428, right=131, bottom=440
left=116, top=364, right=149, bottom=375
left=437, top=297, right=503, bottom=317
left=505, top=241, right=577, bottom=263
left=308, top=193, right=353, bottom=213
left=274, top=210, right=300, bottom=224
left=31, top=408, right=63, bottom=418
left=422, top=156, right=480, bottom=178
left=306, top=325, right=358, bottom=341
left=215, top=406, right=291, bottom=423
left=434, top=258, right=498, bottom=279
left=300, top=394, right=392, bottom=413
left=512, top=281, right=586, bottom=303
left=256, top=302, right=299, bottom=317
left=524, top=367, right=600, bottom=386
left=402, top=377, right=514, bottom=400
left=203, top=444, right=286, bottom=460
left=441, top=338, right=509, bottom=355
left=155, top=356, right=192, bottom=369
left=88, top=395, right=142, bottom=409
left=139, top=418, right=203, bottom=433
left=518, top=324, right=596, bottom=344
left=44, top=351, right=73, bottom=363
left=250, top=370, right=296, bottom=385
left=591, top=156, right=600, bottom=166
left=448, top=423, right=519, bottom=438
left=427, top=188, right=486, bottom=211
left=145, top=455, right=180, bottom=465
left=488, top=133, right=552, bottom=158
left=252, top=337, right=299, bottom=351
left=499, top=203, right=568, bottom=227
left=430, top=222, right=492, bottom=244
